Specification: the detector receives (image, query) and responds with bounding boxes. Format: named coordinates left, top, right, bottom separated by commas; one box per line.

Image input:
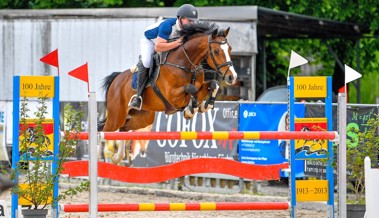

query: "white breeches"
left=140, top=37, right=155, bottom=68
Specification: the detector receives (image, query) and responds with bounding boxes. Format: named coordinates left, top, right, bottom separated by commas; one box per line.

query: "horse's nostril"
left=228, top=75, right=233, bottom=82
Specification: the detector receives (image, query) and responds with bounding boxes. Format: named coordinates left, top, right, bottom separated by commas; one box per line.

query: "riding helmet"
left=177, top=4, right=199, bottom=21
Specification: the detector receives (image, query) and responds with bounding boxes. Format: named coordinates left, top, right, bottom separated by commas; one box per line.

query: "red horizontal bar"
left=215, top=202, right=289, bottom=210
left=258, top=131, right=336, bottom=140
left=63, top=202, right=289, bottom=212
left=62, top=159, right=288, bottom=183
left=73, top=131, right=337, bottom=140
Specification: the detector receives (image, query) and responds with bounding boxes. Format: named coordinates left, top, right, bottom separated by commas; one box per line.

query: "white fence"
left=364, top=156, right=379, bottom=217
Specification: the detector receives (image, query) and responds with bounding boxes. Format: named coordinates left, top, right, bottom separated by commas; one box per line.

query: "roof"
left=256, top=7, right=369, bottom=39
left=0, top=6, right=369, bottom=39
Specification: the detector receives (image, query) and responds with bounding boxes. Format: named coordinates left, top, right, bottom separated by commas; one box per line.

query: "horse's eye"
left=214, top=49, right=219, bottom=55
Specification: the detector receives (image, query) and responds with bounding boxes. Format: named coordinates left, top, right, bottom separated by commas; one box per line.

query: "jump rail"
left=62, top=202, right=290, bottom=212
left=67, top=131, right=339, bottom=141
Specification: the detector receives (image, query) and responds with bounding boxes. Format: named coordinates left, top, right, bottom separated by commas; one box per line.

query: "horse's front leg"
left=198, top=79, right=219, bottom=113
left=183, top=84, right=199, bottom=119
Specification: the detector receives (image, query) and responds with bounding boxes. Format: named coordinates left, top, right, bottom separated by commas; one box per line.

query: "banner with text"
left=238, top=103, right=305, bottom=178
left=131, top=102, right=239, bottom=167
left=304, top=105, right=378, bottom=178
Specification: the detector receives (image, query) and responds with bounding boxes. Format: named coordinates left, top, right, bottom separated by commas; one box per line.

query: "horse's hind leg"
left=110, top=110, right=155, bottom=164
left=184, top=84, right=199, bottom=119
left=102, top=101, right=129, bottom=132
left=198, top=80, right=219, bottom=113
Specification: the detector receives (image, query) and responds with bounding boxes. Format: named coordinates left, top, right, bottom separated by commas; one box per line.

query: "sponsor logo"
left=243, top=110, right=256, bottom=118
left=222, top=108, right=238, bottom=119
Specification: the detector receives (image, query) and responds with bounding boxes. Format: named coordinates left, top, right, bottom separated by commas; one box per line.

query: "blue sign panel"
left=238, top=103, right=305, bottom=178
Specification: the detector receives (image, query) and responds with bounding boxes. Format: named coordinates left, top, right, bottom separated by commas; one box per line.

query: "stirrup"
left=128, top=94, right=143, bottom=111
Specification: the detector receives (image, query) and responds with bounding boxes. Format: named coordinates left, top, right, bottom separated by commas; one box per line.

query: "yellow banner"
left=296, top=180, right=329, bottom=202
left=18, top=184, right=52, bottom=205
left=294, top=77, right=327, bottom=98
left=20, top=76, right=55, bottom=98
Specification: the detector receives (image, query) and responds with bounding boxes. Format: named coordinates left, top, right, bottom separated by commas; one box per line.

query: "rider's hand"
left=176, top=37, right=183, bottom=47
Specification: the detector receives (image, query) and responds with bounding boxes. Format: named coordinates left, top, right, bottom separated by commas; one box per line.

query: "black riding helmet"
left=177, top=4, right=199, bottom=21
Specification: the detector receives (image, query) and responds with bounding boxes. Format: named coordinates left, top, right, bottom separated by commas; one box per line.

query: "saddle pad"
left=132, top=68, right=154, bottom=91
left=131, top=54, right=161, bottom=91
left=132, top=72, right=138, bottom=90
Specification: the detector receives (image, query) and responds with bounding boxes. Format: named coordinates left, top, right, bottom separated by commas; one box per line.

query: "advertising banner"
left=304, top=105, right=379, bottom=178
left=238, top=103, right=305, bottom=178
left=131, top=102, right=239, bottom=167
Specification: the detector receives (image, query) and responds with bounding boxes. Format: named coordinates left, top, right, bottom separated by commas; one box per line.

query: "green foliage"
left=11, top=96, right=89, bottom=209
left=0, top=0, right=124, bottom=9
left=346, top=114, right=379, bottom=204
left=349, top=73, right=379, bottom=103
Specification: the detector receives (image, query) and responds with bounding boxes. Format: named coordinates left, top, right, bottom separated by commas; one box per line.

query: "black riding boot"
left=129, top=61, right=149, bottom=110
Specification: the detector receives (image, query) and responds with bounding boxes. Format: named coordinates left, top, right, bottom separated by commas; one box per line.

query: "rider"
left=129, top=4, right=199, bottom=110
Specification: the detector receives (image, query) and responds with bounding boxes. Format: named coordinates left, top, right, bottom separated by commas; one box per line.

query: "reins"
left=163, top=45, right=204, bottom=84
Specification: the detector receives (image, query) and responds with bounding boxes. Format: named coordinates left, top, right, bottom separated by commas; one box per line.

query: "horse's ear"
left=212, top=28, right=218, bottom=38
left=224, top=27, right=230, bottom=37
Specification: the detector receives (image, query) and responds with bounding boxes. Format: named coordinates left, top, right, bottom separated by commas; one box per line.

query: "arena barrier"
left=62, top=158, right=288, bottom=182
left=62, top=202, right=290, bottom=212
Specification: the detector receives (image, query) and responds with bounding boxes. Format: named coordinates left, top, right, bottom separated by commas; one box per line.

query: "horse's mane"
left=178, top=21, right=218, bottom=44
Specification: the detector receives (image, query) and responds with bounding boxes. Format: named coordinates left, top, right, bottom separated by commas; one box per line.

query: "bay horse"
left=98, top=21, right=238, bottom=164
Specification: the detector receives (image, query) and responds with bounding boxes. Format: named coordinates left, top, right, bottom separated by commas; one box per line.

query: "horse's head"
left=206, top=27, right=237, bottom=85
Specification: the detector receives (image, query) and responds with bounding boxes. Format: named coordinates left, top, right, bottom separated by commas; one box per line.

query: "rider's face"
left=180, top=17, right=194, bottom=26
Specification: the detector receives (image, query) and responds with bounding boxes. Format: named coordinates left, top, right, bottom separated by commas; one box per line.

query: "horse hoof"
left=200, top=101, right=213, bottom=112
left=111, top=153, right=124, bottom=164
left=184, top=106, right=198, bottom=119
left=184, top=111, right=194, bottom=120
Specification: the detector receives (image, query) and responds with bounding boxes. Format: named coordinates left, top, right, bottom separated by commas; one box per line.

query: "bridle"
left=163, top=33, right=233, bottom=84
left=206, top=35, right=233, bottom=78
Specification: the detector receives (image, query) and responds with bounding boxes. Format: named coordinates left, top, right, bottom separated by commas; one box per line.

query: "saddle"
left=131, top=53, right=161, bottom=90
left=131, top=52, right=178, bottom=114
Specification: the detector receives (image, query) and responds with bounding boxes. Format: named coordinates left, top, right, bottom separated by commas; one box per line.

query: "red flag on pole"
left=68, top=63, right=88, bottom=82
left=40, top=49, right=59, bottom=68
left=68, top=63, right=90, bottom=92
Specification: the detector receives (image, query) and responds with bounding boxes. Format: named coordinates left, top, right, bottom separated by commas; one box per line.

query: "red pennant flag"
left=40, top=49, right=59, bottom=68
left=68, top=63, right=88, bottom=83
left=68, top=63, right=90, bottom=92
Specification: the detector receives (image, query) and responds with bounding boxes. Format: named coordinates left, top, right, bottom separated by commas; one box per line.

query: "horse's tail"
left=98, top=72, right=122, bottom=131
